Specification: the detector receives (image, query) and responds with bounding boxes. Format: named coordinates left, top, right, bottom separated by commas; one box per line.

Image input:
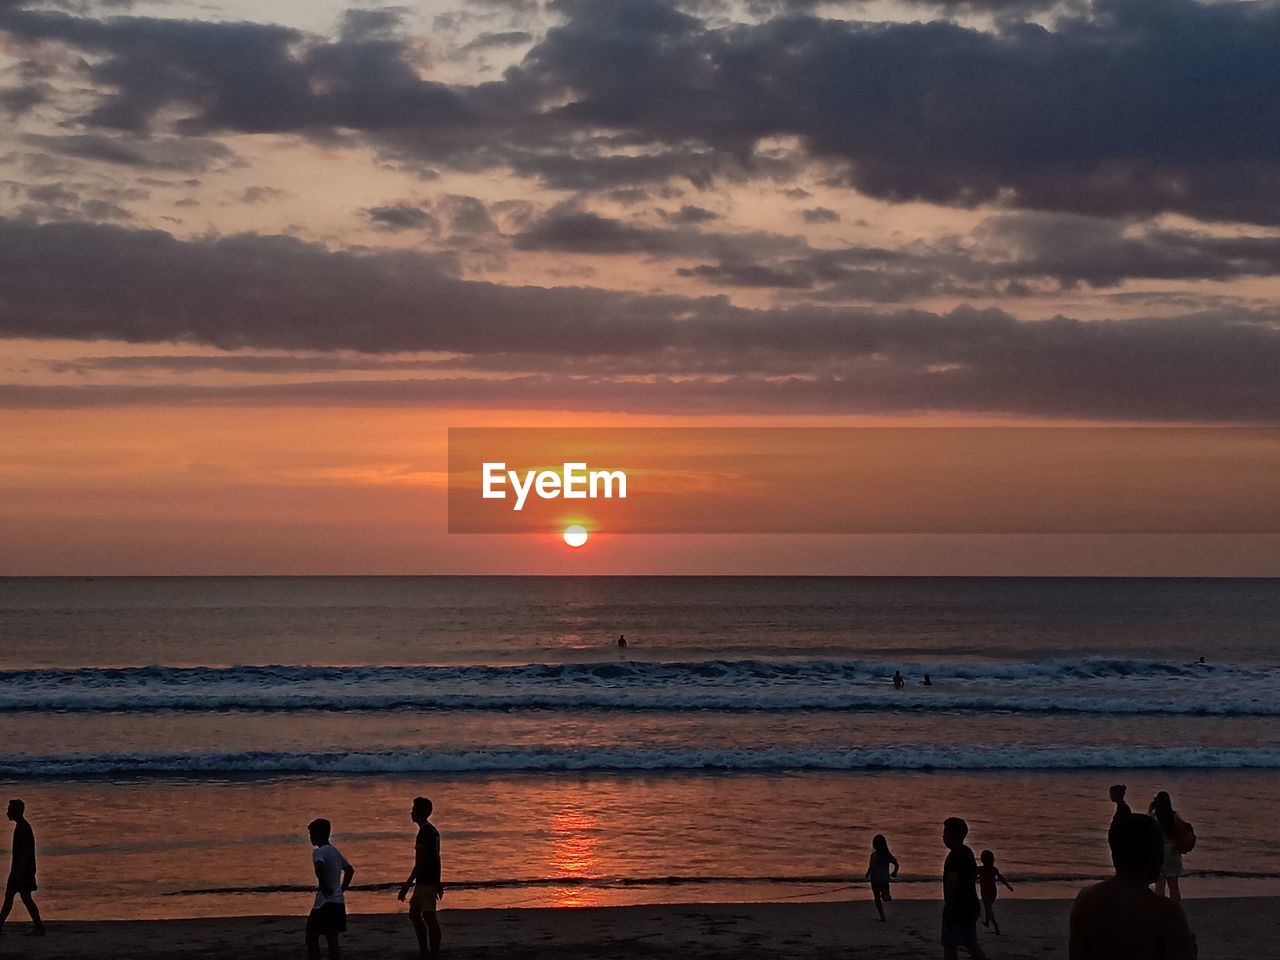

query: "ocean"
left=1, top=576, right=1278, bottom=919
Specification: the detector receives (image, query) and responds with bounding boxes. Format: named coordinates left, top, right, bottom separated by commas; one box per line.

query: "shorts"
left=410, top=886, right=438, bottom=911
left=5, top=876, right=37, bottom=895
left=870, top=880, right=892, bottom=902
left=941, top=917, right=978, bottom=949
left=307, top=902, right=347, bottom=937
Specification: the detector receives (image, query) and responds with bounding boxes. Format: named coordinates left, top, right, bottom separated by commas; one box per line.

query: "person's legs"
left=967, top=943, right=989, bottom=960
left=0, top=888, right=15, bottom=930
left=325, top=932, right=341, bottom=960
left=1167, top=876, right=1181, bottom=903
left=943, top=945, right=959, bottom=960
left=425, top=907, right=442, bottom=959
left=410, top=905, right=431, bottom=959
left=987, top=902, right=999, bottom=935
left=873, top=886, right=885, bottom=921
left=306, top=912, right=322, bottom=960
left=18, top=893, right=44, bottom=934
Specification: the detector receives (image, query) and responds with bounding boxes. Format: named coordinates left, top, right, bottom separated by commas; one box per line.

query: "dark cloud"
left=661, top=204, right=719, bottom=224
left=460, top=30, right=534, bottom=52
left=801, top=207, right=839, bottom=223
left=676, top=213, right=1280, bottom=296
left=0, top=82, right=49, bottom=116
left=10, top=0, right=1280, bottom=220
left=513, top=210, right=681, bottom=253
left=1, top=217, right=1279, bottom=420
left=364, top=203, right=440, bottom=233
left=23, top=133, right=239, bottom=172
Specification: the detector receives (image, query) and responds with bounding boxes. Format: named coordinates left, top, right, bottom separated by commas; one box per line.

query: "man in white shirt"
left=306, top=818, right=355, bottom=960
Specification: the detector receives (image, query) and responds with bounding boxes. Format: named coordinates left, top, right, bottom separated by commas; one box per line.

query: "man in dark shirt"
left=0, top=799, right=45, bottom=937
left=398, top=797, right=443, bottom=960
left=1070, top=813, right=1197, bottom=960
left=941, top=817, right=986, bottom=960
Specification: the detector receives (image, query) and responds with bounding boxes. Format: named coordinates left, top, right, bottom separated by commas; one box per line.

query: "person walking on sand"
left=1069, top=813, right=1197, bottom=960
left=1149, top=791, right=1192, bottom=902
left=0, top=799, right=45, bottom=937
left=865, top=833, right=900, bottom=922
left=941, top=817, right=987, bottom=960
left=306, top=818, right=354, bottom=960
left=398, top=796, right=443, bottom=960
left=977, top=849, right=1013, bottom=934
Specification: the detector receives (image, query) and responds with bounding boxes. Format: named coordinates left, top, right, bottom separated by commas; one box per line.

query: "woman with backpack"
left=1149, top=790, right=1194, bottom=902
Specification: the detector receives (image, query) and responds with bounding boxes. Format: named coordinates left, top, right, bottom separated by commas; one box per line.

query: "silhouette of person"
left=941, top=817, right=986, bottom=960
left=892, top=671, right=905, bottom=689
left=1149, top=791, right=1187, bottom=902
left=977, top=849, right=1013, bottom=934
left=865, top=833, right=900, bottom=922
left=922, top=675, right=934, bottom=687
left=1069, top=813, right=1197, bottom=960
left=1109, top=784, right=1131, bottom=825
left=306, top=818, right=354, bottom=960
left=398, top=797, right=443, bottom=960
left=617, top=634, right=627, bottom=649
left=0, top=799, right=45, bottom=937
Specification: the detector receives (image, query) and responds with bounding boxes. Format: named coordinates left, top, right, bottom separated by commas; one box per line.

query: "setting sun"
left=563, top=524, right=589, bottom=548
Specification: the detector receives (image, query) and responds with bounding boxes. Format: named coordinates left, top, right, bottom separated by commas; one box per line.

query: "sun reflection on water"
left=549, top=806, right=602, bottom=907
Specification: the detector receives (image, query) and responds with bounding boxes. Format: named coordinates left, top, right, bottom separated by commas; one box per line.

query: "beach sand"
left=0, top=898, right=1275, bottom=959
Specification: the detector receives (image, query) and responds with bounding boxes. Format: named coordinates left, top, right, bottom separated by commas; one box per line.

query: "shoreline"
left=1, top=898, right=1277, bottom=959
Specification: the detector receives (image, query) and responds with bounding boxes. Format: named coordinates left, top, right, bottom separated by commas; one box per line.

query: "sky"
left=2, top=0, right=1279, bottom=575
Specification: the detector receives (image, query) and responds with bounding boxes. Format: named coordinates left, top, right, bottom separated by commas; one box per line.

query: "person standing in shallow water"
left=399, top=796, right=444, bottom=960
left=0, top=799, right=45, bottom=937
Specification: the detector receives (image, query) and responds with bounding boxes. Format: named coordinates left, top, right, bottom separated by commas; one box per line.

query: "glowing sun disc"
left=563, top=524, right=589, bottom=548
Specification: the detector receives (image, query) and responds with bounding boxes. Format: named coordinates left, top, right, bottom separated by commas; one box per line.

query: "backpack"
left=1175, top=819, right=1197, bottom=855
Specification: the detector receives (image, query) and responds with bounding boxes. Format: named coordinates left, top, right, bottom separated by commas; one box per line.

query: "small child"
left=977, top=849, right=1013, bottom=935
left=865, top=833, right=900, bottom=921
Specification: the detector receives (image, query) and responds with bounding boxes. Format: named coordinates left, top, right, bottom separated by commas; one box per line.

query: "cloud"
left=9, top=0, right=1280, bottom=221
left=364, top=203, right=441, bottom=233
left=801, top=207, right=839, bottom=223
left=460, top=30, right=534, bottom=53
left=23, top=133, right=240, bottom=172
left=1, top=217, right=1279, bottom=420
left=512, top=209, right=681, bottom=253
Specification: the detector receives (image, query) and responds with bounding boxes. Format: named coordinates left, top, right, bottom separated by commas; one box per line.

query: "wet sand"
left=0, top=897, right=1275, bottom=959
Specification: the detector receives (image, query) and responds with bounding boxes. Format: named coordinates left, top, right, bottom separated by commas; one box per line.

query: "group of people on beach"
left=859, top=783, right=1197, bottom=959
left=0, top=783, right=1201, bottom=959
